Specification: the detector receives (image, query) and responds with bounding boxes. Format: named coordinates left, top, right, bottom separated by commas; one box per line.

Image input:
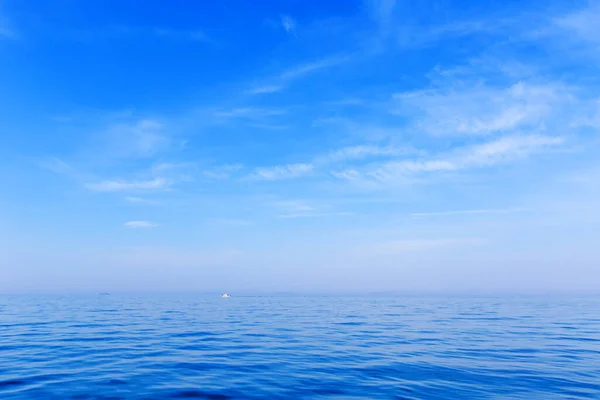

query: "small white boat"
left=221, top=293, right=231, bottom=298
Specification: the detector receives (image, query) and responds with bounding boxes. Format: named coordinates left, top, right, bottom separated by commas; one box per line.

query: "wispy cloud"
left=149, top=161, right=196, bottom=183
left=204, top=218, right=253, bottom=227
left=455, top=135, right=565, bottom=166
left=391, top=82, right=569, bottom=136
left=269, top=199, right=317, bottom=212
left=0, top=23, right=15, bottom=39
left=571, top=99, right=600, bottom=129
left=280, top=15, right=297, bottom=35
left=247, top=163, right=314, bottom=181
left=39, top=158, right=79, bottom=177
left=202, top=164, right=244, bottom=180
left=124, top=221, right=159, bottom=229
left=366, top=0, right=397, bottom=33
left=277, top=212, right=353, bottom=219
left=280, top=55, right=350, bottom=80
left=214, top=107, right=286, bottom=120
left=0, top=7, right=16, bottom=39
left=332, top=135, right=565, bottom=184
left=86, top=177, right=168, bottom=192
left=246, top=85, right=285, bottom=94
left=555, top=3, right=600, bottom=47
left=247, top=54, right=351, bottom=95
left=331, top=169, right=362, bottom=181
left=398, top=18, right=516, bottom=49
left=267, top=199, right=351, bottom=219
left=325, top=98, right=366, bottom=107
left=98, top=119, right=171, bottom=159
left=150, top=162, right=195, bottom=174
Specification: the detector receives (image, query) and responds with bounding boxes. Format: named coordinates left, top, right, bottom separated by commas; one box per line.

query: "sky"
left=1, top=0, right=600, bottom=294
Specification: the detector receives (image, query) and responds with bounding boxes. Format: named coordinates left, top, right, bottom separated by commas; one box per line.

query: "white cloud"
left=125, top=196, right=161, bottom=205
left=267, top=199, right=351, bottom=219
left=247, top=55, right=350, bottom=95
left=189, top=31, right=210, bottom=42
left=202, top=164, right=244, bottom=180
left=325, top=98, right=366, bottom=107
left=333, top=135, right=565, bottom=183
left=147, top=162, right=196, bottom=184
left=39, top=158, right=78, bottom=177
left=150, top=162, right=195, bottom=173
left=248, top=163, right=314, bottom=181
left=331, top=169, right=362, bottom=181
left=101, top=119, right=170, bottom=159
left=555, top=3, right=600, bottom=47
left=124, top=221, right=159, bottom=229
left=86, top=177, right=167, bottom=192
left=246, top=85, right=285, bottom=94
left=572, top=99, right=600, bottom=129
left=130, top=120, right=167, bottom=156
left=0, top=9, right=16, bottom=39
left=392, top=82, right=569, bottom=136
left=269, top=200, right=317, bottom=212
left=204, top=218, right=253, bottom=227
left=277, top=212, right=353, bottom=219
left=281, top=15, right=296, bottom=35
left=0, top=24, right=15, bottom=39
left=366, top=0, right=397, bottom=32
left=398, top=18, right=514, bottom=49
left=456, top=135, right=565, bottom=166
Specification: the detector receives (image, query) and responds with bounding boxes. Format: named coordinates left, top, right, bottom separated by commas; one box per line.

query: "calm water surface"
left=1, top=295, right=599, bottom=399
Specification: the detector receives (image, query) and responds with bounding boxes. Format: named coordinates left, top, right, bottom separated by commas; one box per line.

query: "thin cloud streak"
left=247, top=163, right=314, bottom=181
left=247, top=54, right=351, bottom=95
left=125, top=196, right=162, bottom=205
left=391, top=82, right=568, bottom=136
left=202, top=164, right=244, bottom=180
left=277, top=212, right=353, bottom=219
left=124, top=221, right=159, bottom=229
left=246, top=85, right=285, bottom=94
left=279, top=55, right=350, bottom=80
left=86, top=178, right=167, bottom=192
left=38, top=158, right=80, bottom=178
left=332, top=135, right=565, bottom=184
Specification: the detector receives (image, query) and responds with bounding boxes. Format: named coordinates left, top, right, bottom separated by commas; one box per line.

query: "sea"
left=1, top=294, right=599, bottom=399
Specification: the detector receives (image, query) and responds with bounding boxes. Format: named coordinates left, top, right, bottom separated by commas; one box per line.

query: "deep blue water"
left=1, top=295, right=600, bottom=399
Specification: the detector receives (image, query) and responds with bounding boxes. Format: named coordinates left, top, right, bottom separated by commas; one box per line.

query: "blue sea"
left=1, top=295, right=599, bottom=399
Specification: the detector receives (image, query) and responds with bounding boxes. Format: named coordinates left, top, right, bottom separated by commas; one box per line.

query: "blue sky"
left=1, top=0, right=600, bottom=294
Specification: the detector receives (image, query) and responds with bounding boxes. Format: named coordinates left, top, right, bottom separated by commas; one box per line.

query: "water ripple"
left=1, top=295, right=600, bottom=399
